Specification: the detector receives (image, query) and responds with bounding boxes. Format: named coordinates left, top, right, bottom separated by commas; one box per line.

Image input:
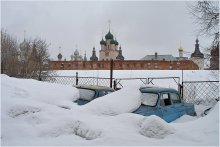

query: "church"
left=49, top=26, right=204, bottom=70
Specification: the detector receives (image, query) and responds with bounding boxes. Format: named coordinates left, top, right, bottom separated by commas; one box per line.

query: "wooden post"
left=76, top=72, right=78, bottom=85
left=110, top=59, right=113, bottom=88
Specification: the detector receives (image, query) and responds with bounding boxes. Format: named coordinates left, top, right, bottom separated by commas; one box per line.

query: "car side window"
left=170, top=93, right=181, bottom=104
left=98, top=90, right=106, bottom=97
left=161, top=93, right=171, bottom=106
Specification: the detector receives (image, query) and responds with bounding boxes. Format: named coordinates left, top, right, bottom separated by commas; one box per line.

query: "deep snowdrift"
left=1, top=74, right=219, bottom=146
left=82, top=80, right=142, bottom=115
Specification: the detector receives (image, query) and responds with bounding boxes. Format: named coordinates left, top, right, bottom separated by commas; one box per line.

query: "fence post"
left=110, top=59, right=113, bottom=88
left=114, top=79, right=117, bottom=90
left=76, top=72, right=78, bottom=85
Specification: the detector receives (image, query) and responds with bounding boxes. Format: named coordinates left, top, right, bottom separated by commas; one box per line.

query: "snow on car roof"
left=140, top=87, right=178, bottom=93
left=74, top=84, right=115, bottom=91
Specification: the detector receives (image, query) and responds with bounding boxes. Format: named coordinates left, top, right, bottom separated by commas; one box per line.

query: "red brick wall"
left=48, top=60, right=199, bottom=70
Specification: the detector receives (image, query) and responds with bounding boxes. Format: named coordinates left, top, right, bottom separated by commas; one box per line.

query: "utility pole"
left=110, top=59, right=113, bottom=88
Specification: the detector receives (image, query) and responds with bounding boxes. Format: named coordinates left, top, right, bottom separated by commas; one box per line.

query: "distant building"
left=90, top=47, right=98, bottom=61
left=190, top=38, right=204, bottom=70
left=141, top=52, right=177, bottom=61
left=71, top=49, right=83, bottom=61
left=99, top=29, right=124, bottom=61
left=141, top=42, right=189, bottom=61
left=50, top=24, right=202, bottom=70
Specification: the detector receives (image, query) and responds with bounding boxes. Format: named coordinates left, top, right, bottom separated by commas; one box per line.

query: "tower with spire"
left=116, top=46, right=124, bottom=60
left=90, top=47, right=98, bottom=61
left=190, top=38, right=204, bottom=69
left=98, top=21, right=124, bottom=61
left=57, top=46, right=63, bottom=61
left=84, top=52, right=87, bottom=61
left=178, top=41, right=184, bottom=59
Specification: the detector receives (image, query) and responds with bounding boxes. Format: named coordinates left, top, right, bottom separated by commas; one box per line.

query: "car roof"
left=140, top=86, right=179, bottom=93
left=74, top=84, right=115, bottom=91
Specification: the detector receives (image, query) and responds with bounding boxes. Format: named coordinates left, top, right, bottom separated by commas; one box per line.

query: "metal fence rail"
left=183, top=81, right=219, bottom=105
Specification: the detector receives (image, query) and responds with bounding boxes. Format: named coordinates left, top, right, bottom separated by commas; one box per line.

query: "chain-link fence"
left=12, top=75, right=113, bottom=87
left=12, top=75, right=219, bottom=105
left=182, top=81, right=219, bottom=105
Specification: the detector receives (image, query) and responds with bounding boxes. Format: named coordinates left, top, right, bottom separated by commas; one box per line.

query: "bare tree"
left=1, top=28, right=54, bottom=79
left=188, top=1, right=219, bottom=69
left=1, top=29, right=19, bottom=75
left=19, top=38, right=51, bottom=78
left=31, top=38, right=51, bottom=78
left=19, top=38, right=32, bottom=76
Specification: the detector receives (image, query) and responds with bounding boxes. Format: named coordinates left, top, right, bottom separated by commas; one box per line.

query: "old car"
left=74, top=85, right=115, bottom=105
left=133, top=86, right=196, bottom=122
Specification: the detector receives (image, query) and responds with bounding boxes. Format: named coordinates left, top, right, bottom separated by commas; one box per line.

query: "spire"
left=108, top=20, right=111, bottom=31
left=90, top=47, right=98, bottom=61
left=23, top=30, right=26, bottom=41
left=84, top=51, right=87, bottom=61
left=191, top=37, right=204, bottom=58
left=57, top=46, right=62, bottom=61
left=59, top=46, right=61, bottom=53
left=178, top=41, right=183, bottom=52
left=116, top=45, right=124, bottom=60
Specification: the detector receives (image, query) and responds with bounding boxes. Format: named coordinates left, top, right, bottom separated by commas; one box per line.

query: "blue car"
left=74, top=85, right=115, bottom=105
left=133, top=86, right=196, bottom=122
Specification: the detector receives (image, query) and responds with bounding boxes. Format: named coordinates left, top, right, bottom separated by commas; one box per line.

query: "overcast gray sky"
left=1, top=1, right=212, bottom=60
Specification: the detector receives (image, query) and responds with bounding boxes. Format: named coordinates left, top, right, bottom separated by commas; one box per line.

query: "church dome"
left=100, top=38, right=106, bottom=45
left=105, top=31, right=114, bottom=40
left=110, top=39, right=116, bottom=44
left=115, top=40, right=119, bottom=46
left=178, top=47, right=183, bottom=52
left=74, top=49, right=79, bottom=56
left=57, top=53, right=62, bottom=59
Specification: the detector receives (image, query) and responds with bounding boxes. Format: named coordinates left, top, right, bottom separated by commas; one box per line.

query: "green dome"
left=100, top=38, right=106, bottom=45
left=105, top=31, right=114, bottom=40
left=115, top=40, right=119, bottom=45
left=110, top=39, right=116, bottom=44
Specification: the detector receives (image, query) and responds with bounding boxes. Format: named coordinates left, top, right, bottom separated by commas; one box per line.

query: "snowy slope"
left=1, top=74, right=219, bottom=146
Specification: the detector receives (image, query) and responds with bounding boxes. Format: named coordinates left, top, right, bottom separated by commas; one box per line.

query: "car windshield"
left=141, top=93, right=158, bottom=106
left=77, top=88, right=95, bottom=101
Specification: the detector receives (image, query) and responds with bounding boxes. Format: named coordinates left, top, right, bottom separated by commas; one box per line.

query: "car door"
left=160, top=93, right=179, bottom=122
left=169, top=92, right=185, bottom=117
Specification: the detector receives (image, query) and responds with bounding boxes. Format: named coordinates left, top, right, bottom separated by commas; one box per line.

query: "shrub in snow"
left=43, top=120, right=102, bottom=140
left=139, top=115, right=175, bottom=139
left=7, top=105, right=41, bottom=118
left=70, top=120, right=102, bottom=140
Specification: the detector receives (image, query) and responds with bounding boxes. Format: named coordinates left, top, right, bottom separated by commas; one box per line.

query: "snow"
left=81, top=81, right=142, bottom=115
left=1, top=74, right=219, bottom=146
left=139, top=115, right=175, bottom=139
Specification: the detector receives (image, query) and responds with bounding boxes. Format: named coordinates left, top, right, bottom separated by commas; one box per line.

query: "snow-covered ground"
left=1, top=74, right=219, bottom=146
